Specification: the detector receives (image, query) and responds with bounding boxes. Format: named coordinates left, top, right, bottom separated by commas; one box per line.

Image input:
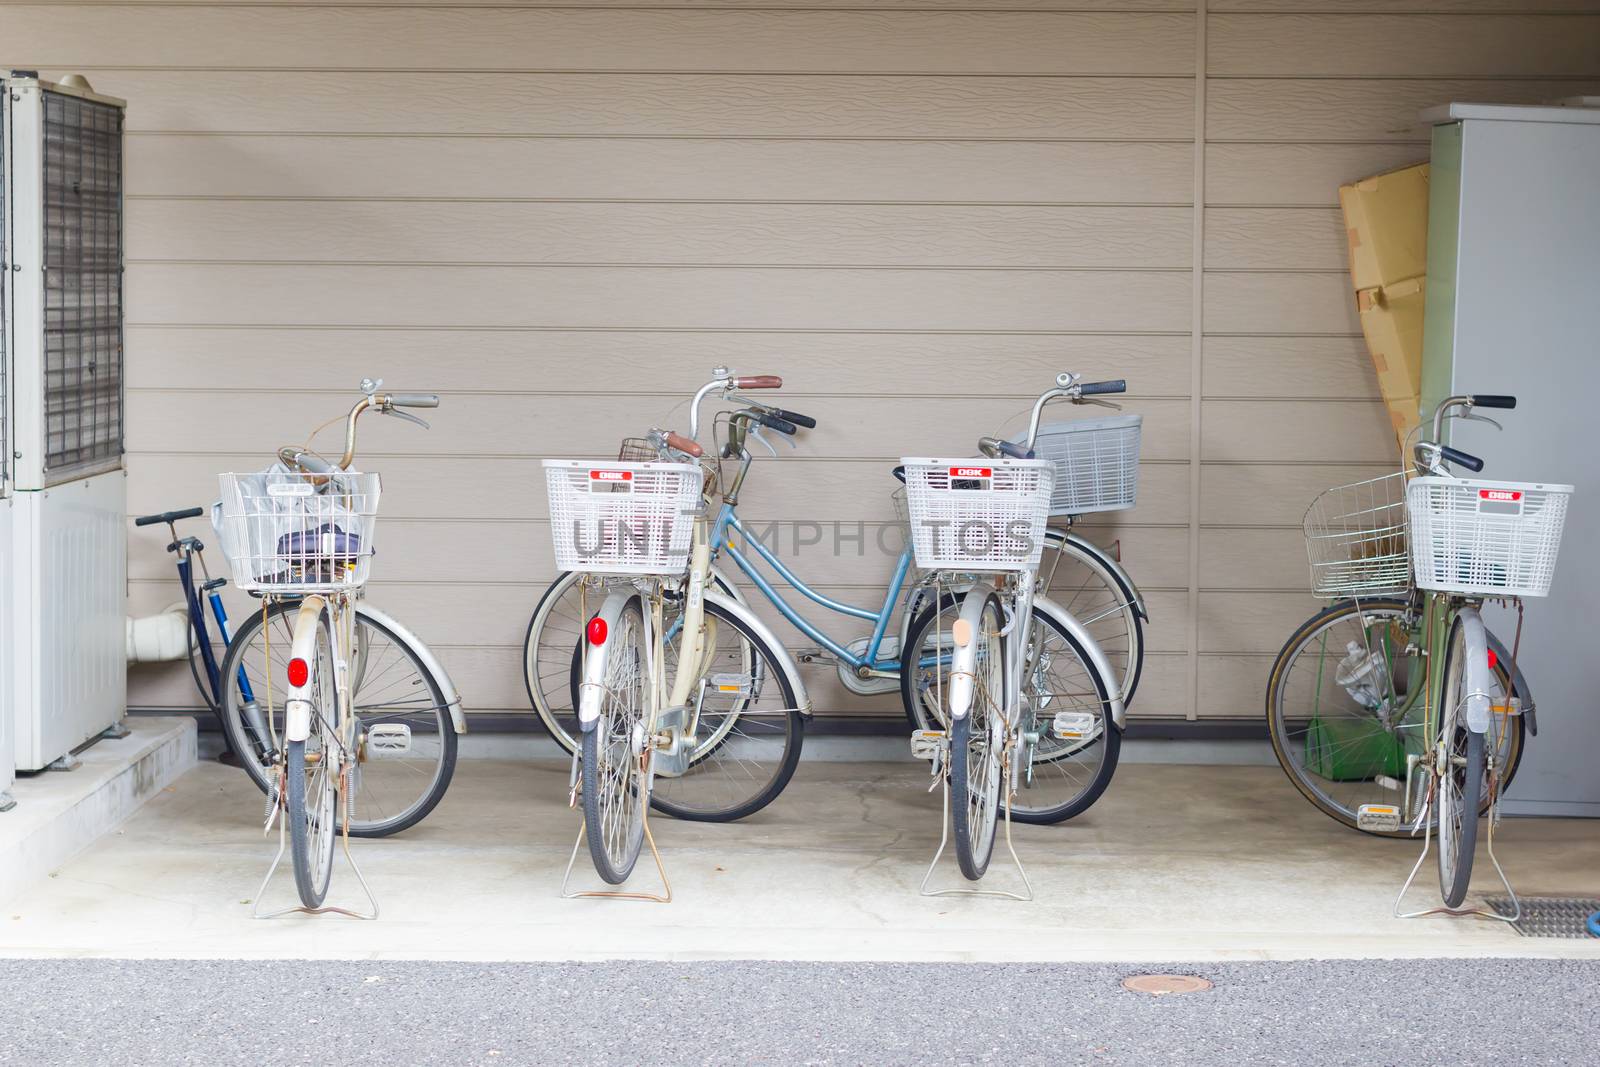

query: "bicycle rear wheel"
left=581, top=595, right=650, bottom=884
left=1437, top=615, right=1486, bottom=909
left=286, top=607, right=339, bottom=909
left=219, top=600, right=457, bottom=838
left=949, top=592, right=1004, bottom=880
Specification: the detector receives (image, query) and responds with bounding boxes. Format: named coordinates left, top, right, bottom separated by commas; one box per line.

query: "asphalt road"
left=2, top=957, right=1596, bottom=1065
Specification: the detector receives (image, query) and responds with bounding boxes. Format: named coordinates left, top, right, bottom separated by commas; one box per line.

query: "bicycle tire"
left=581, top=596, right=649, bottom=884
left=949, top=592, right=1004, bottom=880
left=286, top=610, right=339, bottom=909
left=1438, top=615, right=1485, bottom=909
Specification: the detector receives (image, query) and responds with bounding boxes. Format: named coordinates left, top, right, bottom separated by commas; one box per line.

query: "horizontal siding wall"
left=5, top=2, right=1598, bottom=725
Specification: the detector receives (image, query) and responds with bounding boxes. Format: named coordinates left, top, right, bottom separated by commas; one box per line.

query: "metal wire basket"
left=1303, top=470, right=1411, bottom=599
left=1408, top=477, right=1572, bottom=598
left=1024, top=414, right=1142, bottom=516
left=544, top=459, right=702, bottom=575
left=216, top=470, right=381, bottom=593
left=901, top=457, right=1054, bottom=573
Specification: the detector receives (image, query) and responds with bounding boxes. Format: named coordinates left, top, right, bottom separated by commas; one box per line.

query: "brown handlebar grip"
left=664, top=431, right=703, bottom=458
left=731, top=375, right=782, bottom=390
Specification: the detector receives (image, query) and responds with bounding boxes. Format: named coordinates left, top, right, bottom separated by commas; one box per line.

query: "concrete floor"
left=2, top=757, right=1598, bottom=962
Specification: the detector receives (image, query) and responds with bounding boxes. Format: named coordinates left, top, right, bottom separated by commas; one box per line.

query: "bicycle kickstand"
left=1394, top=776, right=1519, bottom=923
left=252, top=765, right=379, bottom=920
left=919, top=759, right=1033, bottom=902
left=559, top=761, right=672, bottom=904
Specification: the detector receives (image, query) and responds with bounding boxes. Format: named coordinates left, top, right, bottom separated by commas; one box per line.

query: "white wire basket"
left=1407, top=477, right=1572, bottom=598
left=544, top=459, right=702, bottom=576
left=216, top=470, right=381, bottom=593
left=1022, top=414, right=1142, bottom=516
left=900, top=457, right=1054, bottom=572
left=1302, top=470, right=1412, bottom=599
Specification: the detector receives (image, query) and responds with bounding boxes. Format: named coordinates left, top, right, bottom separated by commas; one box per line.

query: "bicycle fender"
left=354, top=601, right=468, bottom=734
left=576, top=591, right=636, bottom=730
left=1485, top=628, right=1536, bottom=736
left=1033, top=595, right=1127, bottom=730
left=703, top=589, right=813, bottom=718
left=947, top=584, right=996, bottom=722
left=285, top=596, right=326, bottom=744
left=1458, top=609, right=1494, bottom=735
left=1061, top=531, right=1148, bottom=621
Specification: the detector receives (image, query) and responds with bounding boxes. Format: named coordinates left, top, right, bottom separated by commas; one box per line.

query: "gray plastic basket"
left=1021, top=414, right=1142, bottom=516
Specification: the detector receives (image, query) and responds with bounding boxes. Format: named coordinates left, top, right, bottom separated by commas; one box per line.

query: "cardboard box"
left=1339, top=162, right=1430, bottom=292
left=1357, top=275, right=1426, bottom=456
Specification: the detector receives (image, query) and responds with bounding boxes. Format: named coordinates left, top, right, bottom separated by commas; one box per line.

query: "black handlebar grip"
left=1079, top=379, right=1127, bottom=396
left=996, top=440, right=1034, bottom=460
left=134, top=506, right=205, bottom=527
left=757, top=413, right=798, bottom=435
left=771, top=408, right=817, bottom=430
left=1440, top=445, right=1485, bottom=473
left=388, top=393, right=440, bottom=408
left=1470, top=394, right=1517, bottom=410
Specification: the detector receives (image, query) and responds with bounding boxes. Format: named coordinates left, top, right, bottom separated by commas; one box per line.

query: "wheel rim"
left=224, top=603, right=452, bottom=834
left=305, top=622, right=339, bottom=894
left=962, top=610, right=1005, bottom=863
left=1437, top=622, right=1469, bottom=886
left=594, top=605, right=647, bottom=869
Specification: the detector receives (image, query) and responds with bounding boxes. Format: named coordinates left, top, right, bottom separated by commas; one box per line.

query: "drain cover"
left=1484, top=897, right=1600, bottom=938
left=1121, top=974, right=1213, bottom=995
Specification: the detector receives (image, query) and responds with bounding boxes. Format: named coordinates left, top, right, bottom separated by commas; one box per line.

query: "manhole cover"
left=1121, top=974, right=1213, bottom=995
left=1484, top=897, right=1600, bottom=939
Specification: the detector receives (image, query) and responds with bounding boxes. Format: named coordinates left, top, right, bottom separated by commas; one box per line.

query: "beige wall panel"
left=1205, top=144, right=1429, bottom=207
left=1201, top=401, right=1395, bottom=464
left=126, top=329, right=1196, bottom=397
left=130, top=201, right=1195, bottom=270
left=1198, top=527, right=1310, bottom=591
left=1214, top=1, right=1600, bottom=11
left=1203, top=336, right=1380, bottom=400
left=1208, top=78, right=1600, bottom=142
left=1199, top=462, right=1398, bottom=526
left=1197, top=591, right=1326, bottom=655
left=128, top=391, right=1195, bottom=462
left=127, top=455, right=1195, bottom=526
left=1203, top=208, right=1344, bottom=271
left=127, top=264, right=1194, bottom=333
left=1202, top=272, right=1356, bottom=335
left=75, top=71, right=1198, bottom=140
left=60, top=1, right=1200, bottom=10
left=1210, top=14, right=1600, bottom=76
left=6, top=9, right=1196, bottom=75
left=1195, top=654, right=1275, bottom=719
left=126, top=137, right=1197, bottom=204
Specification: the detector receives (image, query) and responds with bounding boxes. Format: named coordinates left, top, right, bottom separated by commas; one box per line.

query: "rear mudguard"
left=284, top=596, right=327, bottom=743
left=1059, top=530, right=1148, bottom=621
left=1032, top=594, right=1128, bottom=731
left=576, top=590, right=638, bottom=730
left=947, top=583, right=995, bottom=722
left=1456, top=608, right=1494, bottom=735
left=1485, top=628, right=1536, bottom=736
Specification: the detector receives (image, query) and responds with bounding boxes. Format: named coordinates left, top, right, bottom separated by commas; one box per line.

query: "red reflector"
left=587, top=617, right=608, bottom=645
left=1487, top=648, right=1498, bottom=671
left=287, top=657, right=309, bottom=687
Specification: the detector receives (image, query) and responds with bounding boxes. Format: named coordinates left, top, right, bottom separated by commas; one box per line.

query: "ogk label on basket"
left=588, top=469, right=635, bottom=493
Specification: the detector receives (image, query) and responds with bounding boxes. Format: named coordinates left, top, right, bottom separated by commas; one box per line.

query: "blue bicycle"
left=524, top=369, right=1142, bottom=823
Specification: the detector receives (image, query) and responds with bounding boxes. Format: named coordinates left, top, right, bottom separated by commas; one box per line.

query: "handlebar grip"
left=294, top=452, right=337, bottom=475
left=664, top=431, right=703, bottom=459
left=995, top=440, right=1033, bottom=460
left=1470, top=394, right=1516, bottom=410
left=1440, top=445, right=1485, bottom=473
left=134, top=507, right=205, bottom=527
left=732, top=375, right=782, bottom=390
left=757, top=413, right=798, bottom=435
left=771, top=407, right=817, bottom=430
left=388, top=392, right=440, bottom=408
left=1079, top=379, right=1127, bottom=396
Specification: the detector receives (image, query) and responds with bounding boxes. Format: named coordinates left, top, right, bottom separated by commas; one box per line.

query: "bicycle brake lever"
left=1452, top=410, right=1504, bottom=432
left=384, top=407, right=431, bottom=430
left=747, top=423, right=783, bottom=457
left=1076, top=396, right=1124, bottom=412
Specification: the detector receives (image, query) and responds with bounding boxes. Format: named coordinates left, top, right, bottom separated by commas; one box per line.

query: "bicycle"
left=214, top=381, right=460, bottom=913
left=1266, top=393, right=1572, bottom=912
left=135, top=501, right=464, bottom=839
left=543, top=389, right=810, bottom=887
left=524, top=369, right=1136, bottom=825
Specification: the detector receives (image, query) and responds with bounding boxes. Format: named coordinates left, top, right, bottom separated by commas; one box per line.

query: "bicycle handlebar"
left=134, top=506, right=205, bottom=527
left=279, top=383, right=440, bottom=475
left=1017, top=371, right=1130, bottom=450
left=664, top=430, right=703, bottom=458
left=1079, top=379, right=1127, bottom=396
left=388, top=393, right=440, bottom=408
left=756, top=412, right=798, bottom=435
left=769, top=407, right=817, bottom=429
left=1439, top=444, right=1485, bottom=473
left=1471, top=394, right=1517, bottom=410
left=732, top=375, right=782, bottom=390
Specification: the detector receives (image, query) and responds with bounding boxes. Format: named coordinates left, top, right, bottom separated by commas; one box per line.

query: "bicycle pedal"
left=364, top=723, right=412, bottom=757
left=1357, top=803, right=1402, bottom=833
left=707, top=672, right=755, bottom=697
left=910, top=729, right=946, bottom=761
left=1052, top=711, right=1099, bottom=741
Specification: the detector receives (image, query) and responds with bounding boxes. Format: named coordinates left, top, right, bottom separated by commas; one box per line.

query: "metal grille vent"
left=1485, top=897, right=1600, bottom=939
left=41, top=89, right=122, bottom=484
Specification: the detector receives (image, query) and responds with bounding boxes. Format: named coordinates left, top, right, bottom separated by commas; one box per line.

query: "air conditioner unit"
left=1, top=72, right=128, bottom=774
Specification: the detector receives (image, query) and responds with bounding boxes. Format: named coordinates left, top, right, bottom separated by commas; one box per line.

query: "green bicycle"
left=1267, top=393, right=1572, bottom=909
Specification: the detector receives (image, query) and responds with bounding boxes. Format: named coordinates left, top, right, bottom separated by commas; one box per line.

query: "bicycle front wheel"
left=1437, top=614, right=1486, bottom=909
left=219, top=600, right=457, bottom=838
left=949, top=592, right=1004, bottom=880
left=286, top=606, right=339, bottom=909
left=581, top=595, right=650, bottom=884
left=1039, top=530, right=1145, bottom=707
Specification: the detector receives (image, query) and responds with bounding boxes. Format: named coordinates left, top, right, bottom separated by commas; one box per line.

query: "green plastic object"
left=1304, top=715, right=1407, bottom=782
